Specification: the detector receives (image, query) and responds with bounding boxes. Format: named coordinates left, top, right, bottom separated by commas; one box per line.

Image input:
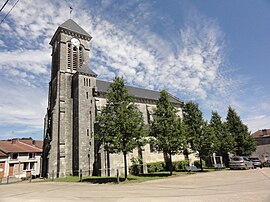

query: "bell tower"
left=43, top=19, right=97, bottom=178
left=49, top=19, right=92, bottom=77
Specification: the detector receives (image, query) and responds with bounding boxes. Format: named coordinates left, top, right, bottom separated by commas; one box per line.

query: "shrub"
left=129, top=157, right=143, bottom=175
left=194, top=160, right=206, bottom=168
left=147, top=162, right=165, bottom=173
left=173, top=160, right=189, bottom=171
left=129, top=164, right=141, bottom=175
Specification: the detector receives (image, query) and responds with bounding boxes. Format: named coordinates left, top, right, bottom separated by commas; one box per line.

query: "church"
left=42, top=19, right=197, bottom=178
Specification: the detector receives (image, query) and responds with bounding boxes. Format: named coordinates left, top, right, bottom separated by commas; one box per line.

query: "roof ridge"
left=97, top=79, right=160, bottom=93
left=96, top=79, right=182, bottom=105
left=18, top=140, right=42, bottom=152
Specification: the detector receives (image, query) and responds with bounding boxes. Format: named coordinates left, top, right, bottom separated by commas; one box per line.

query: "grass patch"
left=39, top=168, right=228, bottom=184
left=41, top=171, right=188, bottom=184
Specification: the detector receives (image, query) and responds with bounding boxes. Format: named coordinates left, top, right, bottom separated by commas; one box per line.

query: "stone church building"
left=42, top=19, right=196, bottom=178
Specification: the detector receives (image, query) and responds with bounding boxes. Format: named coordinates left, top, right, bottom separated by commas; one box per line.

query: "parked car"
left=263, top=160, right=270, bottom=167
left=229, top=156, right=254, bottom=170
left=249, top=157, right=263, bottom=168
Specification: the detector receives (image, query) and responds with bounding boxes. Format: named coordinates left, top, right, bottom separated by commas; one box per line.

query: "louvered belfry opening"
left=67, top=43, right=71, bottom=70
left=79, top=46, right=83, bottom=67
left=73, top=46, right=78, bottom=71
left=67, top=43, right=84, bottom=71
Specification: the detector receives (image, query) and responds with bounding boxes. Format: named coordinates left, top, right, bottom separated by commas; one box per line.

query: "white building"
left=0, top=139, right=43, bottom=179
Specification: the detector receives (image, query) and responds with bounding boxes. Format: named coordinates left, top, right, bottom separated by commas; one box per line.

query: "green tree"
left=183, top=101, right=204, bottom=154
left=210, top=111, right=235, bottom=166
left=183, top=102, right=218, bottom=170
left=226, top=106, right=256, bottom=156
left=193, top=121, right=219, bottom=170
left=150, top=90, right=186, bottom=175
left=96, top=77, right=145, bottom=180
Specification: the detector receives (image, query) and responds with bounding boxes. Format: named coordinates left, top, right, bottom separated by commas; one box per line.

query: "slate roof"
left=96, top=80, right=183, bottom=105
left=59, top=19, right=91, bottom=38
left=78, top=64, right=97, bottom=77
left=0, top=139, right=42, bottom=153
left=252, top=129, right=270, bottom=139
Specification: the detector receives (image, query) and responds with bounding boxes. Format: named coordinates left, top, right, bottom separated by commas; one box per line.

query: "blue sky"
left=0, top=0, right=270, bottom=140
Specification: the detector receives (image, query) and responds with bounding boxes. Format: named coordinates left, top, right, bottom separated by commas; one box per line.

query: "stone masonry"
left=42, top=19, right=198, bottom=178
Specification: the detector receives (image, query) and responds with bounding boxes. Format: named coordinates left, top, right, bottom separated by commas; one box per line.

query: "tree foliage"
left=195, top=122, right=219, bottom=157
left=150, top=90, right=186, bottom=175
left=183, top=101, right=204, bottom=149
left=210, top=111, right=235, bottom=166
left=226, top=106, right=256, bottom=156
left=183, top=102, right=218, bottom=170
left=96, top=77, right=145, bottom=179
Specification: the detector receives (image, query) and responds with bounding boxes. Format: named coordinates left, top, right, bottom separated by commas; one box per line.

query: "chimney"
left=262, top=129, right=267, bottom=136
left=12, top=138, right=18, bottom=144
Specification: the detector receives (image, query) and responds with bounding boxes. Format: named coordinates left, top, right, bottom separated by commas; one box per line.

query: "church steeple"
left=44, top=19, right=97, bottom=178
left=49, top=19, right=94, bottom=77
left=59, top=19, right=91, bottom=38
left=49, top=19, right=92, bottom=46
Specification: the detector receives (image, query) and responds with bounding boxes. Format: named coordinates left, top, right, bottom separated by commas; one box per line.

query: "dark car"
left=263, top=160, right=270, bottom=167
left=249, top=157, right=262, bottom=168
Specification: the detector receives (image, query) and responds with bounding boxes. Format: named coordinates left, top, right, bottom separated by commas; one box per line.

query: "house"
left=0, top=139, right=43, bottom=179
left=251, top=129, right=270, bottom=162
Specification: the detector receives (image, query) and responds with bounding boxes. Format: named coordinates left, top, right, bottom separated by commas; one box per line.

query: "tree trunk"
left=169, top=152, right=173, bottom=175
left=183, top=149, right=189, bottom=161
left=199, top=156, right=203, bottom=171
left=222, top=152, right=230, bottom=168
left=123, top=151, right=127, bottom=180
left=163, top=152, right=170, bottom=171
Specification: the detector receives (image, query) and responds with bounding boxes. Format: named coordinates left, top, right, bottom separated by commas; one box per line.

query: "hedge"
left=147, top=162, right=166, bottom=173
left=172, top=160, right=189, bottom=171
left=194, top=160, right=206, bottom=168
left=147, top=160, right=190, bottom=172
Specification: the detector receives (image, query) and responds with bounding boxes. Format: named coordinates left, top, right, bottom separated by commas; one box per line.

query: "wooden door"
left=26, top=171, right=31, bottom=178
left=9, top=164, right=14, bottom=176
left=0, top=162, right=5, bottom=178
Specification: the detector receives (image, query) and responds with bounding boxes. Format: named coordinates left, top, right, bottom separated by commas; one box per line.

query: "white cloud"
left=0, top=79, right=47, bottom=128
left=0, top=40, right=5, bottom=47
left=86, top=8, right=230, bottom=103
left=244, top=115, right=270, bottom=133
left=0, top=0, right=252, bottom=135
left=1, top=0, right=231, bottom=100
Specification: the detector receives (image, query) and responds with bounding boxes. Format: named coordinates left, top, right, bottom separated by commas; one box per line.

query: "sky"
left=0, top=0, right=270, bottom=140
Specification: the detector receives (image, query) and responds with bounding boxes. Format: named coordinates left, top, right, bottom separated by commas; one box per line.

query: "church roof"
left=59, top=19, right=91, bottom=38
left=78, top=64, right=97, bottom=77
left=96, top=80, right=183, bottom=105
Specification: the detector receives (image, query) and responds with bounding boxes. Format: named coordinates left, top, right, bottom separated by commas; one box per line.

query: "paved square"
left=1, top=168, right=270, bottom=202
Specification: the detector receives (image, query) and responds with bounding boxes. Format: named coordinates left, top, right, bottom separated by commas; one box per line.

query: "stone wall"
left=94, top=97, right=198, bottom=176
left=252, top=137, right=270, bottom=162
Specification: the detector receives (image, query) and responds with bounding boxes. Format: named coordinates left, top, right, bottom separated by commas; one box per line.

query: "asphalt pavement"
left=1, top=168, right=270, bottom=202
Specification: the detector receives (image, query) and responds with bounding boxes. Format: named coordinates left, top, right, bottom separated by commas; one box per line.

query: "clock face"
left=71, top=38, right=80, bottom=46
